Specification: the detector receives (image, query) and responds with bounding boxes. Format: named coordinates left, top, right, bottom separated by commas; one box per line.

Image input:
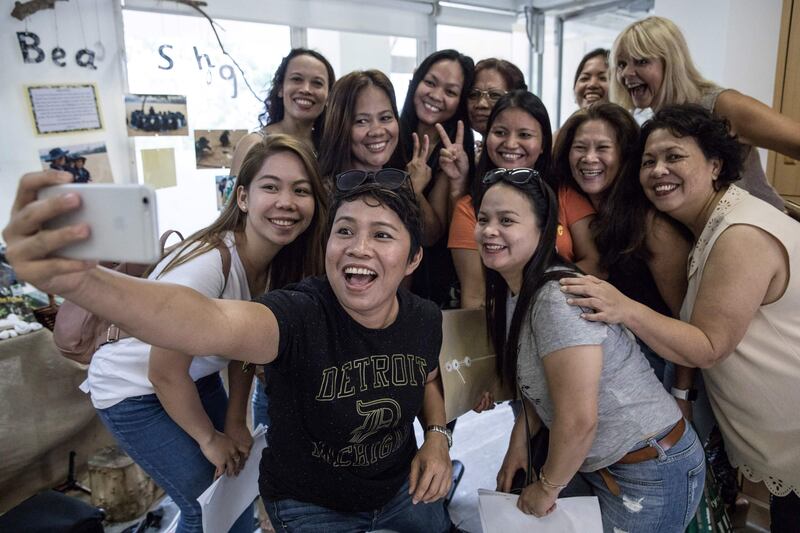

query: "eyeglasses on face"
left=467, top=89, right=507, bottom=103
left=335, top=168, right=409, bottom=192
left=481, top=167, right=540, bottom=186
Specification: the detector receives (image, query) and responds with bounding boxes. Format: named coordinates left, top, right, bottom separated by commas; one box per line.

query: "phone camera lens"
left=142, top=197, right=149, bottom=205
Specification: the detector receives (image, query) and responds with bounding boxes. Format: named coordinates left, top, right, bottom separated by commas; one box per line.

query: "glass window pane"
left=307, top=29, right=416, bottom=108
left=436, top=24, right=515, bottom=63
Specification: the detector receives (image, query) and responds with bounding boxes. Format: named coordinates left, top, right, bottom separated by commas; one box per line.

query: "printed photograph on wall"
left=194, top=129, right=247, bottom=169
left=38, top=142, right=113, bottom=183
left=125, top=94, right=188, bottom=136
left=215, top=175, right=236, bottom=211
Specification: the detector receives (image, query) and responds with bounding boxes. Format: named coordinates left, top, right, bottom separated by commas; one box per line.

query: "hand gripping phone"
left=39, top=184, right=161, bottom=263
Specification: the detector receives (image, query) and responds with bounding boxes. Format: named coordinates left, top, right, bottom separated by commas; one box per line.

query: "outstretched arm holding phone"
left=3, top=170, right=277, bottom=365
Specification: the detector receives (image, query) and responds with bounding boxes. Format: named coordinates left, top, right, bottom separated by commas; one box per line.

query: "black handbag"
left=0, top=490, right=105, bottom=533
left=510, top=398, right=550, bottom=495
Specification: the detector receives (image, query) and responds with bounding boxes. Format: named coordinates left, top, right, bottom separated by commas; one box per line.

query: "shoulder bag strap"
left=216, top=240, right=232, bottom=295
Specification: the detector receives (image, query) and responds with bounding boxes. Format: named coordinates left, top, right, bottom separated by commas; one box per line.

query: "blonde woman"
left=610, top=15, right=800, bottom=210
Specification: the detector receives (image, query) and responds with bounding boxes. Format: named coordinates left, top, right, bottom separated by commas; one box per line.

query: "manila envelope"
left=440, top=309, right=513, bottom=422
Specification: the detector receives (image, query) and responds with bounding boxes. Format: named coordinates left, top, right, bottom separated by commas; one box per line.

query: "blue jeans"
left=96, top=374, right=254, bottom=533
left=264, top=479, right=451, bottom=533
left=582, top=421, right=705, bottom=533
left=252, top=378, right=271, bottom=429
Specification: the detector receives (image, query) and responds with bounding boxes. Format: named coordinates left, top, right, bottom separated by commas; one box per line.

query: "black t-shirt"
left=256, top=276, right=443, bottom=512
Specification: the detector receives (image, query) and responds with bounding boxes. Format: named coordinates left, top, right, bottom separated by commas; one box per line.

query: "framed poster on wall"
left=26, top=83, right=103, bottom=135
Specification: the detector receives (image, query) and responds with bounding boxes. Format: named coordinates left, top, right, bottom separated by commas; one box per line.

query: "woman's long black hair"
left=477, top=177, right=576, bottom=387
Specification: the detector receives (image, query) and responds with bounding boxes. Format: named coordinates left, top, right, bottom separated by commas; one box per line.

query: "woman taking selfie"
left=475, top=168, right=703, bottom=532
left=4, top=167, right=454, bottom=533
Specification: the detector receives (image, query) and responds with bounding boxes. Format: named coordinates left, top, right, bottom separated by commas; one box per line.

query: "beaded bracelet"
left=539, top=470, right=568, bottom=491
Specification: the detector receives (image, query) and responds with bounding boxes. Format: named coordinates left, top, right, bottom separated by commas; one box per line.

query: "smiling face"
left=468, top=68, right=508, bottom=136
left=326, top=197, right=421, bottom=325
left=615, top=53, right=663, bottom=109
left=279, top=54, right=331, bottom=123
left=237, top=151, right=316, bottom=249
left=350, top=85, right=399, bottom=172
left=569, top=119, right=620, bottom=204
left=486, top=107, right=544, bottom=169
left=574, top=56, right=609, bottom=109
left=413, top=59, right=464, bottom=127
left=640, top=128, right=721, bottom=225
left=475, top=182, right=540, bottom=293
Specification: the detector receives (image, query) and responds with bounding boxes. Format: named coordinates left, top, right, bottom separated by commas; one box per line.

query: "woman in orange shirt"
left=448, top=90, right=600, bottom=309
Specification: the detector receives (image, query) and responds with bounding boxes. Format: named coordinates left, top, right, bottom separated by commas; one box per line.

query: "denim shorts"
left=582, top=420, right=706, bottom=533
left=264, top=479, right=451, bottom=533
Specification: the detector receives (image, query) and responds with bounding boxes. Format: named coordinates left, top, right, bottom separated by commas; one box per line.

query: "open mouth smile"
left=344, top=266, right=378, bottom=288
left=626, top=82, right=648, bottom=100
left=580, top=168, right=603, bottom=179
left=293, top=97, right=315, bottom=109
left=499, top=152, right=524, bottom=163
left=482, top=243, right=506, bottom=254
left=269, top=218, right=299, bottom=227
left=365, top=141, right=389, bottom=153
left=653, top=183, right=679, bottom=196
left=423, top=101, right=443, bottom=113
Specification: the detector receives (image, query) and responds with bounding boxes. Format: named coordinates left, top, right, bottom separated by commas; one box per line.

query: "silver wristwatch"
left=425, top=424, right=452, bottom=448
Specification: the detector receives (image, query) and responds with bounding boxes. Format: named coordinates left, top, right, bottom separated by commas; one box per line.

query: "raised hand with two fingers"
left=406, top=132, right=432, bottom=195
left=435, top=120, right=469, bottom=198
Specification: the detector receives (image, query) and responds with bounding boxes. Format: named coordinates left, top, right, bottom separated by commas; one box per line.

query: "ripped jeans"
left=581, top=421, right=705, bottom=533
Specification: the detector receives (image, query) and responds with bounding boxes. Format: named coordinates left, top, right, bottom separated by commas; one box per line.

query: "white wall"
left=655, top=0, right=782, bottom=169
left=654, top=0, right=782, bottom=108
left=0, top=0, right=130, bottom=232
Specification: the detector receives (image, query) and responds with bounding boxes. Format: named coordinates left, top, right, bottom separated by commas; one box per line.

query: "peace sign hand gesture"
left=407, top=132, right=432, bottom=195
left=436, top=120, right=469, bottom=198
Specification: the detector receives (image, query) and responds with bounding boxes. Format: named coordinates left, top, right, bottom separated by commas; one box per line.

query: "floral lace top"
left=682, top=185, right=800, bottom=498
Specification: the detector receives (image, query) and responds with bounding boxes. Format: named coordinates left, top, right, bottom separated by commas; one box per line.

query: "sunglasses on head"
left=481, top=167, right=540, bottom=186
left=335, top=168, right=409, bottom=192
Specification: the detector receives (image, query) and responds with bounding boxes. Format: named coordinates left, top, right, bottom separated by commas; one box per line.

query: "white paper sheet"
left=197, top=425, right=268, bottom=533
left=478, top=489, right=602, bottom=533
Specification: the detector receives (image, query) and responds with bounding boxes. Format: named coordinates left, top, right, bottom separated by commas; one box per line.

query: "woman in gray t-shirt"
left=474, top=167, right=704, bottom=532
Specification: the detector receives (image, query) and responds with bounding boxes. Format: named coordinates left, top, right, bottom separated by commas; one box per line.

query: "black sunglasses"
left=481, top=167, right=540, bottom=186
left=335, top=168, right=409, bottom=192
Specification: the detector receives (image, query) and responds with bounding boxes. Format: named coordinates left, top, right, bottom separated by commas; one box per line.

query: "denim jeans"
left=252, top=378, right=271, bottom=429
left=581, top=420, right=705, bottom=533
left=96, top=374, right=254, bottom=533
left=264, top=479, right=451, bottom=533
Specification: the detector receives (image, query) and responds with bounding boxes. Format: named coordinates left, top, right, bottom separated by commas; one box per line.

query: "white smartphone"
left=39, top=184, right=161, bottom=263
